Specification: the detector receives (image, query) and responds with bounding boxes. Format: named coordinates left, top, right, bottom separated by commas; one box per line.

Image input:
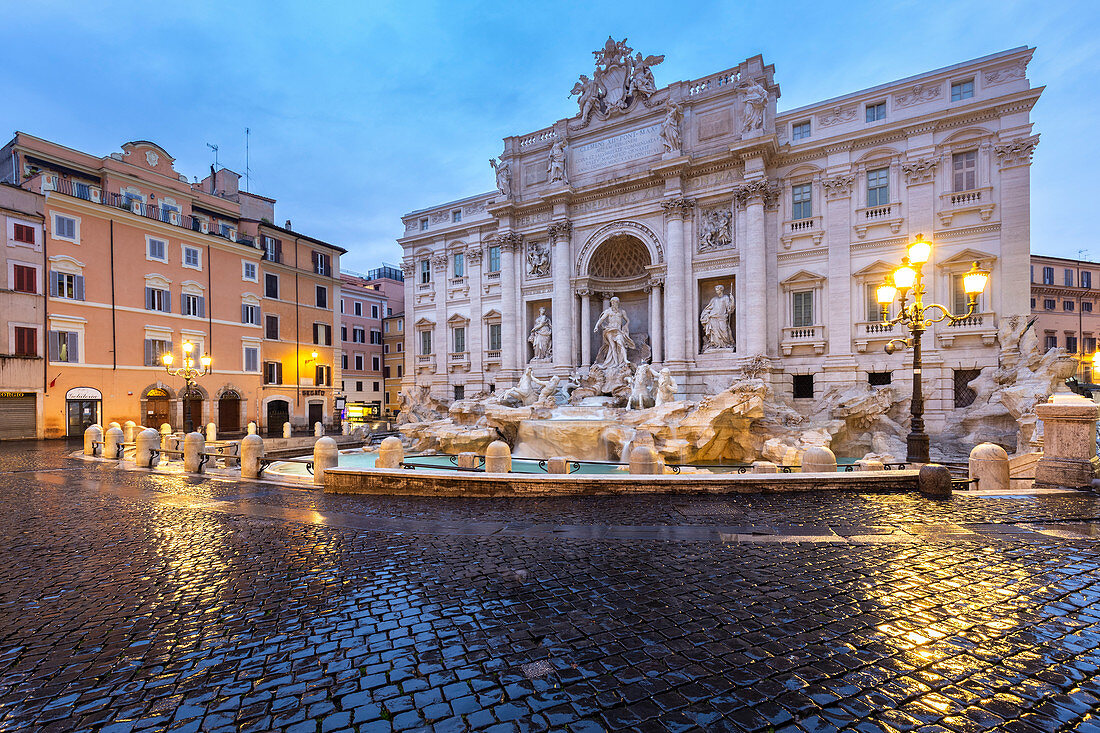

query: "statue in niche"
left=594, top=296, right=635, bottom=369
left=547, top=138, right=568, bottom=185
left=570, top=74, right=606, bottom=126
left=654, top=368, right=677, bottom=406
left=740, top=79, right=768, bottom=132
left=529, top=307, right=553, bottom=361
left=660, top=103, right=682, bottom=153
left=699, top=208, right=733, bottom=252
left=526, top=241, right=550, bottom=277
left=700, top=284, right=736, bottom=352
left=489, top=157, right=511, bottom=198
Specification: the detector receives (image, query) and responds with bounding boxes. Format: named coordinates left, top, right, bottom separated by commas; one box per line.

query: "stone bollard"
left=160, top=423, right=172, bottom=437
left=240, top=434, right=265, bottom=479
left=104, top=426, right=124, bottom=459
left=123, top=420, right=138, bottom=444
left=341, top=421, right=350, bottom=436
left=547, top=456, right=570, bottom=474
left=183, top=432, right=205, bottom=473
left=376, top=436, right=404, bottom=469
left=135, top=428, right=160, bottom=468
left=1035, top=394, right=1100, bottom=489
left=919, top=463, right=952, bottom=498
left=457, top=452, right=479, bottom=470
left=751, top=460, right=778, bottom=474
left=205, top=422, right=217, bottom=442
left=283, top=421, right=292, bottom=439
left=856, top=459, right=885, bottom=471
left=629, top=445, right=660, bottom=475
left=314, top=422, right=323, bottom=438
left=108, top=421, right=121, bottom=431
left=313, top=437, right=339, bottom=487
left=801, top=446, right=837, bottom=473
left=969, top=443, right=1009, bottom=492
left=83, top=424, right=103, bottom=456
left=485, top=440, right=512, bottom=473
left=247, top=421, right=257, bottom=435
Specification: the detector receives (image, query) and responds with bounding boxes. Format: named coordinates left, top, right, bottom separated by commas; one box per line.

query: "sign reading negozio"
left=571, top=124, right=663, bottom=175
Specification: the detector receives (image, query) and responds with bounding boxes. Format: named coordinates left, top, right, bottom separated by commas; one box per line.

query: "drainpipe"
left=294, top=235, right=300, bottom=418
left=110, top=220, right=117, bottom=370
left=207, top=241, right=213, bottom=360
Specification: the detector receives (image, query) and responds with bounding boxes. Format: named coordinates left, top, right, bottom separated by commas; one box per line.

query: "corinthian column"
left=736, top=181, right=768, bottom=356
left=498, top=232, right=522, bottom=380
left=660, top=197, right=695, bottom=366
left=548, top=220, right=573, bottom=371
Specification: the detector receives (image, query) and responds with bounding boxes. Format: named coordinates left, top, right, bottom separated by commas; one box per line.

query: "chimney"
left=285, top=219, right=292, bottom=230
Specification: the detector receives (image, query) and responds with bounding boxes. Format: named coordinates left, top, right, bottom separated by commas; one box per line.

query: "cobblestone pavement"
left=2, top=442, right=1100, bottom=732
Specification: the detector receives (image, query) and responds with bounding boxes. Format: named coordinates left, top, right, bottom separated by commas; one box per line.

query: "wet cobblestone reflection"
left=0, top=441, right=1099, bottom=731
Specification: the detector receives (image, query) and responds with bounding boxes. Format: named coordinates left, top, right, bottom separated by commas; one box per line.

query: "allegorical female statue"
left=594, top=297, right=634, bottom=368
left=529, top=307, right=553, bottom=360
left=489, top=157, right=511, bottom=198
left=700, top=284, right=735, bottom=351
left=547, top=138, right=568, bottom=184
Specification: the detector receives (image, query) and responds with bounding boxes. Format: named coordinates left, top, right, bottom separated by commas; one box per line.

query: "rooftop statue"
left=489, top=157, right=511, bottom=198
left=570, top=37, right=665, bottom=129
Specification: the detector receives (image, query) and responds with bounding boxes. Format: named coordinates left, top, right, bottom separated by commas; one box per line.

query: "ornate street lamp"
left=876, top=234, right=989, bottom=464
left=162, top=340, right=212, bottom=432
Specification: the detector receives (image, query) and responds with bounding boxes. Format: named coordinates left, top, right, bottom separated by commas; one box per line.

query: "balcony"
left=781, top=325, right=826, bottom=356
left=938, top=187, right=995, bottom=226
left=449, top=351, right=471, bottom=372
left=936, top=312, right=997, bottom=348
left=780, top=216, right=824, bottom=248
left=415, top=354, right=435, bottom=373
left=854, top=320, right=898, bottom=353
left=485, top=349, right=502, bottom=363
left=41, top=175, right=253, bottom=249
left=853, top=202, right=903, bottom=239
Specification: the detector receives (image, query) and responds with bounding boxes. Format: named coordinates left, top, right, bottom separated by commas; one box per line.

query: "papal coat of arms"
left=569, top=37, right=664, bottom=129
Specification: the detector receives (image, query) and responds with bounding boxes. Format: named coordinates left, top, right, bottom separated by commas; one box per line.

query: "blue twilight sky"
left=4, top=1, right=1097, bottom=271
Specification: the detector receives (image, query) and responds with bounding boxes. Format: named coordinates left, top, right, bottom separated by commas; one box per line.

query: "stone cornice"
left=932, top=223, right=1002, bottom=240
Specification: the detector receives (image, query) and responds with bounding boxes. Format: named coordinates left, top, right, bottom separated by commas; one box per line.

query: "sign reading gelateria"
left=571, top=124, right=662, bottom=175
left=66, top=387, right=103, bottom=400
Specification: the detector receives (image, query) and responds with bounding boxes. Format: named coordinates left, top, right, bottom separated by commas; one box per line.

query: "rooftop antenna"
left=245, top=128, right=251, bottom=193
left=206, top=142, right=219, bottom=171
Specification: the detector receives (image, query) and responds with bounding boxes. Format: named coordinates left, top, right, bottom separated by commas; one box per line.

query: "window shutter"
left=165, top=291, right=172, bottom=313
left=326, top=325, right=332, bottom=346
left=274, top=239, right=282, bottom=261
left=75, top=275, right=85, bottom=301
left=145, top=287, right=153, bottom=310
left=144, top=339, right=153, bottom=366
left=49, top=272, right=59, bottom=297
left=197, top=297, right=205, bottom=318
left=68, top=332, right=79, bottom=363
left=49, top=331, right=59, bottom=361
left=276, top=362, right=282, bottom=384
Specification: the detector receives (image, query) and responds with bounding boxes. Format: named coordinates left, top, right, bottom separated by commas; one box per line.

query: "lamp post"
left=876, top=234, right=989, bottom=464
left=161, top=340, right=212, bottom=433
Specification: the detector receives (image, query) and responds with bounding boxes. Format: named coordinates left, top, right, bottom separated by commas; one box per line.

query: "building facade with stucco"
left=398, top=42, right=1041, bottom=433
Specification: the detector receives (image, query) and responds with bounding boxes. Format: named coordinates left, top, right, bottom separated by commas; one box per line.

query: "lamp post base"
left=907, top=432, right=930, bottom=465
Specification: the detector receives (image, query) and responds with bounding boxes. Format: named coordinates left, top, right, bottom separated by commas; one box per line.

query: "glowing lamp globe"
left=162, top=353, right=173, bottom=366
left=876, top=282, right=897, bottom=305
left=962, top=261, right=989, bottom=296
left=907, top=234, right=932, bottom=265
left=893, top=260, right=917, bottom=290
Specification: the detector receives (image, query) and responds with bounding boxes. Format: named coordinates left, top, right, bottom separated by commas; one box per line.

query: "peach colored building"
left=0, top=133, right=343, bottom=437
left=0, top=184, right=46, bottom=438
left=1030, top=254, right=1100, bottom=382
left=338, top=265, right=404, bottom=422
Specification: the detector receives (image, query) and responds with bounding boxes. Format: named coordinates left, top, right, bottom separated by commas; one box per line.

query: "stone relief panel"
left=818, top=105, right=858, bottom=128
left=526, top=241, right=551, bottom=278
left=894, top=83, right=942, bottom=108
left=698, top=207, right=733, bottom=253
left=983, top=60, right=1027, bottom=87
left=697, top=110, right=731, bottom=141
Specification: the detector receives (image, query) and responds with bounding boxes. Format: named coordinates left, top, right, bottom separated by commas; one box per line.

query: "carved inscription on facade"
left=572, top=124, right=663, bottom=175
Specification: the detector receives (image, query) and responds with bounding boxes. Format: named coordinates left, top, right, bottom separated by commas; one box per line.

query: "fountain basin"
left=324, top=466, right=919, bottom=497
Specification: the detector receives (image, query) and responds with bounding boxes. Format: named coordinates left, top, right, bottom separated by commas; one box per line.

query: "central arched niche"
left=585, top=234, right=654, bottom=363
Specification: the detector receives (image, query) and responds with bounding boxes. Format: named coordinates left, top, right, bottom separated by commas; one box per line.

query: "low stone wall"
left=324, top=467, right=919, bottom=497
left=263, top=436, right=363, bottom=458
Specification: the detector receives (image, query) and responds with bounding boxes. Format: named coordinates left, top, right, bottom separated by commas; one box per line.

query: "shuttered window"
left=12, top=265, right=37, bottom=293
left=263, top=361, right=282, bottom=385
left=241, top=304, right=259, bottom=325
left=13, top=224, right=35, bottom=244
left=265, top=315, right=279, bottom=340
left=265, top=273, right=279, bottom=298
left=144, top=339, right=172, bottom=366
left=50, top=272, right=84, bottom=300
left=49, top=331, right=79, bottom=363
left=244, top=347, right=259, bottom=373
left=14, top=327, right=36, bottom=356
left=312, top=323, right=332, bottom=345
left=183, top=294, right=205, bottom=317
left=144, top=287, right=170, bottom=312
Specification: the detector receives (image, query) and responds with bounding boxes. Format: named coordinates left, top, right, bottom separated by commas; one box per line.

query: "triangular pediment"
left=852, top=260, right=899, bottom=278
left=413, top=316, right=435, bottom=328
left=780, top=269, right=826, bottom=286
left=446, top=313, right=469, bottom=325
left=483, top=308, right=502, bottom=320
left=938, top=248, right=997, bottom=266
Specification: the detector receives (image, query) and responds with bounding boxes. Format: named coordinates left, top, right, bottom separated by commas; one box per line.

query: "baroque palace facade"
left=398, top=42, right=1040, bottom=432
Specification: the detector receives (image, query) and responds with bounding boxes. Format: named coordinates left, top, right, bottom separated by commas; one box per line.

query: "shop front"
left=0, top=391, right=38, bottom=440
left=65, top=386, right=102, bottom=437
